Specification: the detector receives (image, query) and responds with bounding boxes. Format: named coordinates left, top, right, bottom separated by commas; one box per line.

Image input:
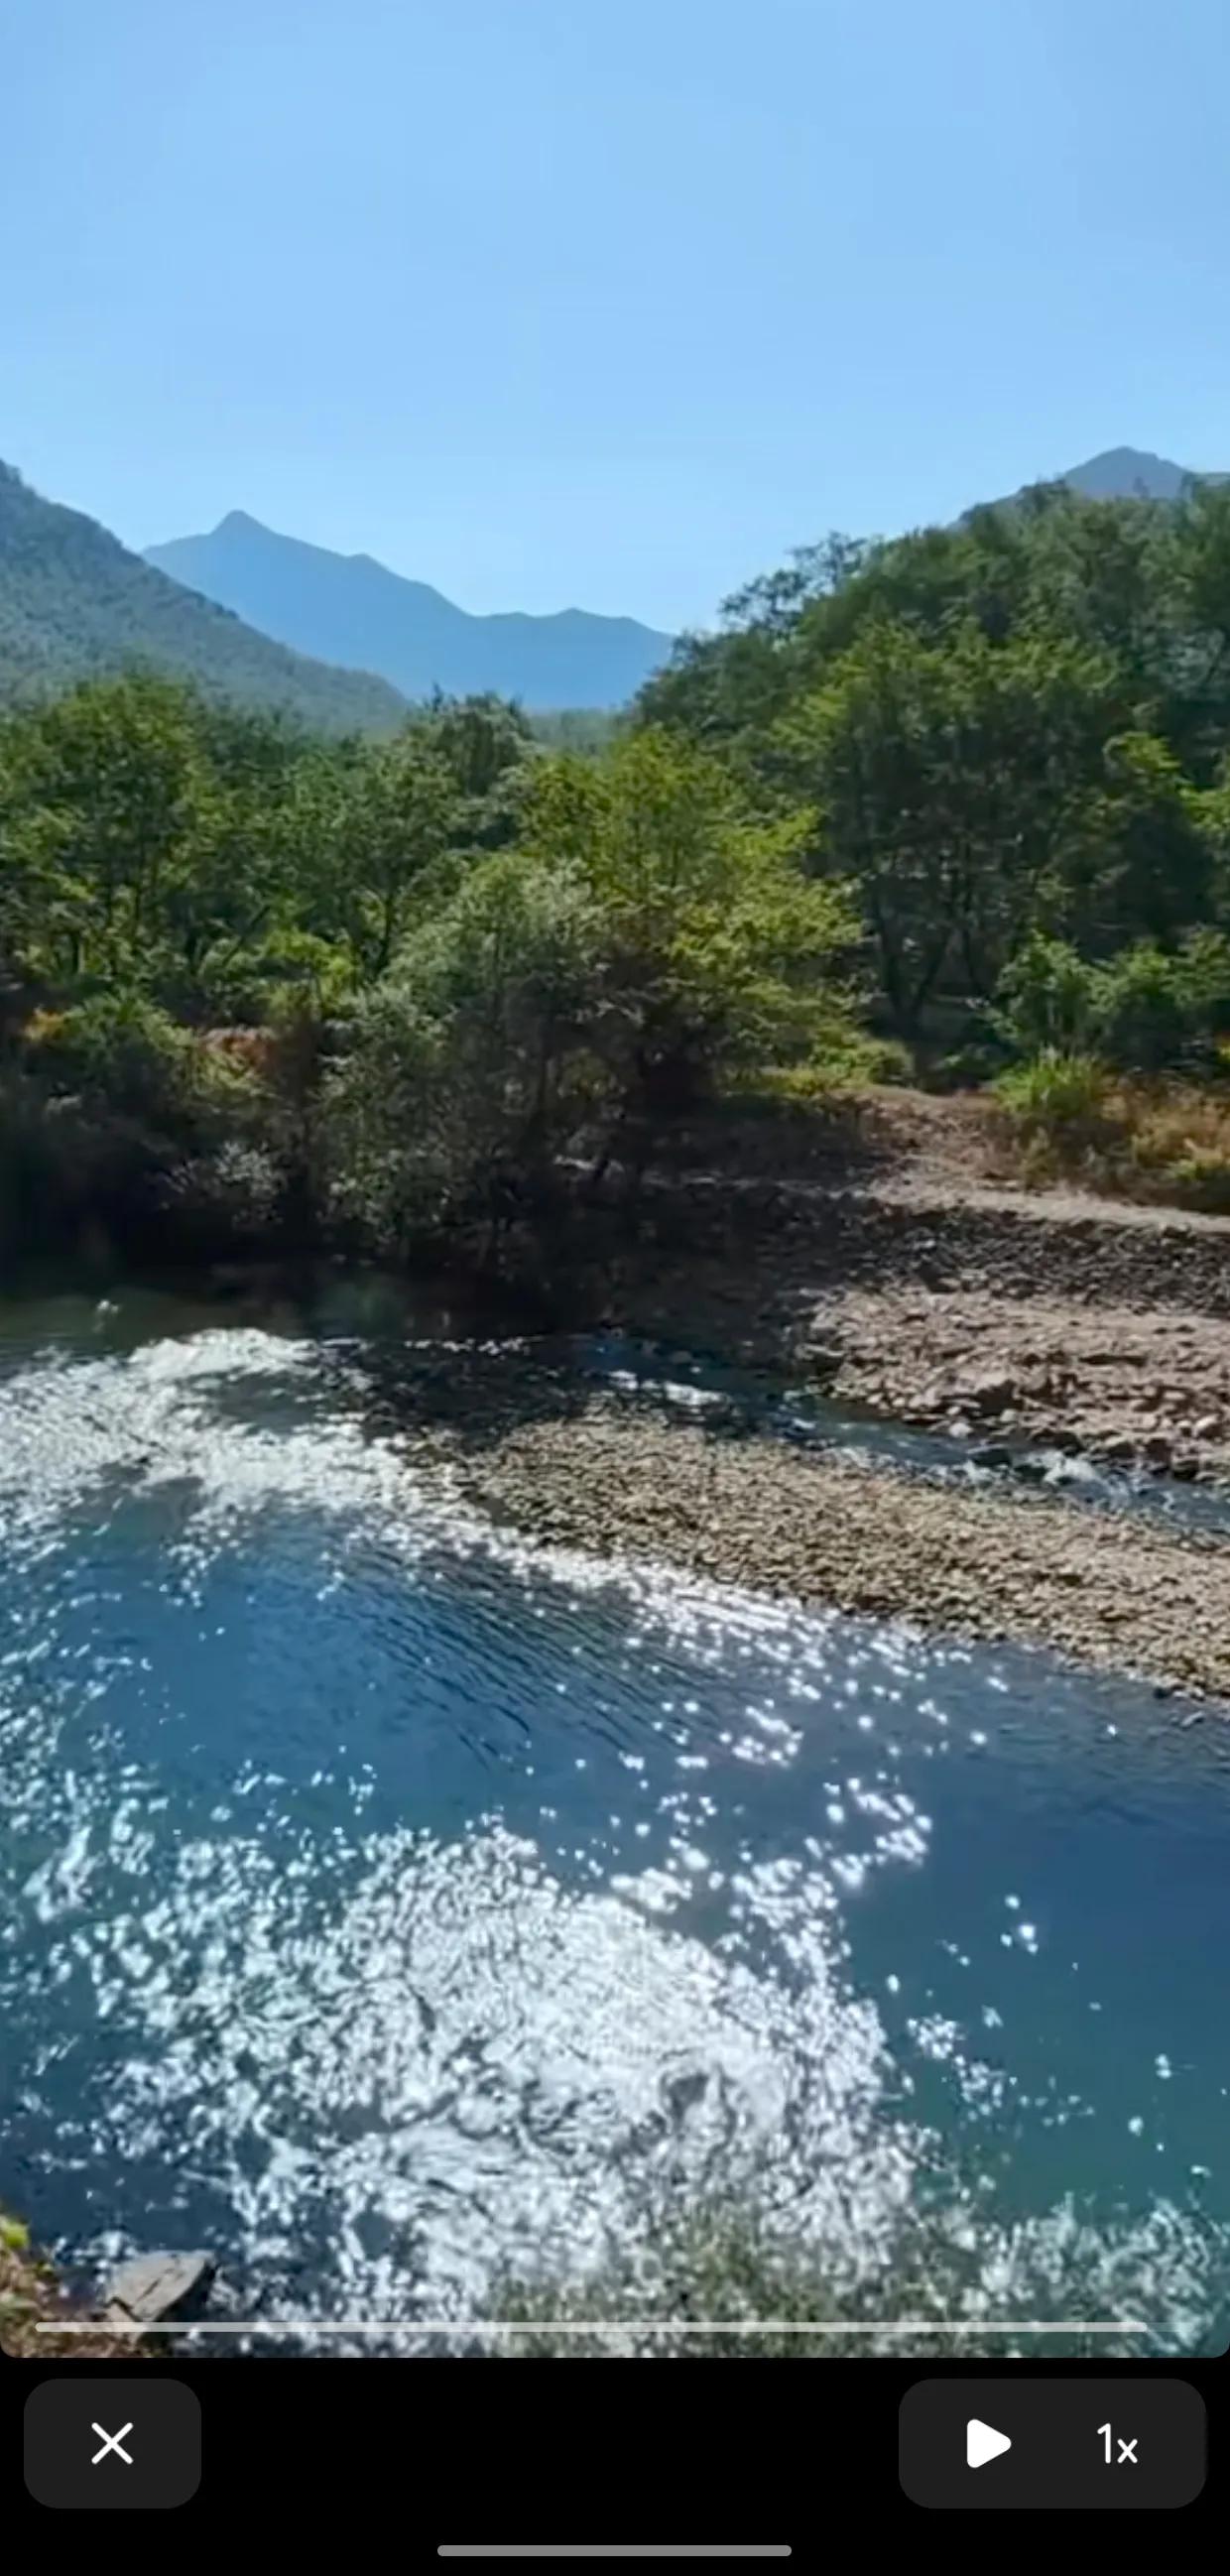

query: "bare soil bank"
left=435, top=1404, right=1230, bottom=1706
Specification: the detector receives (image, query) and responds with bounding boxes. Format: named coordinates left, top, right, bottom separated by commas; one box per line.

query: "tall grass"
left=994, top=1052, right=1230, bottom=1212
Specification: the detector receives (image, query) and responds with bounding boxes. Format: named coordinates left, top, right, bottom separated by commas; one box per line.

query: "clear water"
left=576, top=1331, right=1230, bottom=1540
left=0, top=1279, right=1227, bottom=2352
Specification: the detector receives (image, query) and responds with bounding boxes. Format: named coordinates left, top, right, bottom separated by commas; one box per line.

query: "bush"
left=522, top=727, right=865, bottom=1118
left=324, top=741, right=871, bottom=1264
left=1167, top=1148, right=1230, bottom=1212
left=992, top=934, right=1097, bottom=1056
left=5, top=992, right=272, bottom=1256
left=992, top=1049, right=1125, bottom=1185
left=1091, top=944, right=1187, bottom=1071
left=161, top=1140, right=287, bottom=1246
left=994, top=931, right=1230, bottom=1080
left=993, top=1055, right=1230, bottom=1212
left=994, top=1047, right=1109, bottom=1132
left=1088, top=937, right=1230, bottom=1074
left=24, top=992, right=196, bottom=1121
left=753, top=1031, right=911, bottom=1100
left=323, top=854, right=606, bottom=1257
left=1118, top=1083, right=1230, bottom=1212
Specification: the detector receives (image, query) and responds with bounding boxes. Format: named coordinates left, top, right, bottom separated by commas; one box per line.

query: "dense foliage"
left=8, top=475, right=1230, bottom=1268
left=643, top=479, right=1230, bottom=1060
left=0, top=678, right=864, bottom=1265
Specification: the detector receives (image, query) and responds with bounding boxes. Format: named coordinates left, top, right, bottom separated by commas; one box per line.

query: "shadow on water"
left=336, top=1303, right=1230, bottom=1544
left=7, top=1256, right=1226, bottom=1538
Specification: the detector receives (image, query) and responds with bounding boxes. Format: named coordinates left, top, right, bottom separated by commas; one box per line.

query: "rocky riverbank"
left=601, top=1103, right=1230, bottom=1489
left=796, top=1282, right=1230, bottom=1484
left=366, top=1109, right=1230, bottom=1705
left=416, top=1395, right=1230, bottom=1706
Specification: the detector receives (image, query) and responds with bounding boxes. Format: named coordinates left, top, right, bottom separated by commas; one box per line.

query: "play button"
left=902, top=2380, right=1206, bottom=2509
left=966, top=2418, right=1013, bottom=2470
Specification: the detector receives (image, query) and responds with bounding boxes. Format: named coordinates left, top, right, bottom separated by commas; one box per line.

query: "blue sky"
left=6, top=0, right=1230, bottom=631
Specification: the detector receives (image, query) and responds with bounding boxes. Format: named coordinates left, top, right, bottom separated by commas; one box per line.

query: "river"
left=0, top=1274, right=1227, bottom=2352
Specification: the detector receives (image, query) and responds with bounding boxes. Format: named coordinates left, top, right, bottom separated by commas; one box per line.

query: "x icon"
left=90, top=2421, right=134, bottom=2467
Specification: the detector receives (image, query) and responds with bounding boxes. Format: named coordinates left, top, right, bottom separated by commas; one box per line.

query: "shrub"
left=992, top=934, right=1097, bottom=1056
left=522, top=727, right=865, bottom=1118
left=993, top=1056, right=1230, bottom=1212
left=1087, top=943, right=1188, bottom=1072
left=994, top=930, right=1230, bottom=1080
left=992, top=1049, right=1123, bottom=1184
left=23, top=991, right=194, bottom=1119
left=161, top=1141, right=287, bottom=1245
left=1087, top=933, right=1230, bottom=1074
left=1167, top=1148, right=1230, bottom=1212
left=323, top=855, right=606, bottom=1256
left=1117, top=1083, right=1230, bottom=1212
left=8, top=992, right=271, bottom=1254
left=754, top=1031, right=911, bottom=1100
left=994, top=1047, right=1109, bottom=1132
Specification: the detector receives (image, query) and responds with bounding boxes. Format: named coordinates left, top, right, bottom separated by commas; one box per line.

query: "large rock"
left=957, top=1368, right=1019, bottom=1416
left=103, top=2251, right=215, bottom=2325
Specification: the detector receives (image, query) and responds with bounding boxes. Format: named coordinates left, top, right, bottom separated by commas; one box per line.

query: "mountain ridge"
left=144, top=512, right=675, bottom=710
left=6, top=447, right=1229, bottom=739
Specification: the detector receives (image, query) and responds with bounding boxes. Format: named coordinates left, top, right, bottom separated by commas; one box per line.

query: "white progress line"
left=38, top=2317, right=1150, bottom=2337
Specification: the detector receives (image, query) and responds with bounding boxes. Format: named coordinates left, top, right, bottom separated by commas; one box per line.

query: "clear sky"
left=6, top=0, right=1230, bottom=632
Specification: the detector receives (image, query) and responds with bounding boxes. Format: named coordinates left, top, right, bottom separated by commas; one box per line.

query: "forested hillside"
left=5, top=477, right=1230, bottom=1277
left=642, top=479, right=1230, bottom=1041
left=0, top=464, right=406, bottom=735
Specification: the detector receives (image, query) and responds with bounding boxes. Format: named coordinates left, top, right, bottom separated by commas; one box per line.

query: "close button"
left=24, top=2379, right=200, bottom=2510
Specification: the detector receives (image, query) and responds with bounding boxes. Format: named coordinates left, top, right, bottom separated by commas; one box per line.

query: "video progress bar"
left=437, top=2552, right=791, bottom=2561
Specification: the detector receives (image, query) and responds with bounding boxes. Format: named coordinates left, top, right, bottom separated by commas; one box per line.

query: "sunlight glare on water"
left=0, top=1284, right=1227, bottom=2352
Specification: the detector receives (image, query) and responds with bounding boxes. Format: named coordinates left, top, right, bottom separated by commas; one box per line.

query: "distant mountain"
left=1041, top=446, right=1227, bottom=504
left=145, top=513, right=674, bottom=711
left=0, top=464, right=406, bottom=732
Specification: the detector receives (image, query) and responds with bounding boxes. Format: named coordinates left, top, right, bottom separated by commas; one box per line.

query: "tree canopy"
left=8, top=479, right=1230, bottom=1270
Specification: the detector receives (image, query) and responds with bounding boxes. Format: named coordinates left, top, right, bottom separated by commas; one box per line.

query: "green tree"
left=522, top=727, right=861, bottom=1120
left=326, top=729, right=864, bottom=1258
left=775, top=622, right=1123, bottom=1030
left=1066, top=731, right=1216, bottom=949
left=0, top=675, right=217, bottom=983
left=326, top=851, right=602, bottom=1254
left=327, top=723, right=459, bottom=977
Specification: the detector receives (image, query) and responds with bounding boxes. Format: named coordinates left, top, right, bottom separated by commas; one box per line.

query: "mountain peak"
left=213, top=508, right=271, bottom=538
left=145, top=521, right=673, bottom=710
left=1060, top=446, right=1219, bottom=502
